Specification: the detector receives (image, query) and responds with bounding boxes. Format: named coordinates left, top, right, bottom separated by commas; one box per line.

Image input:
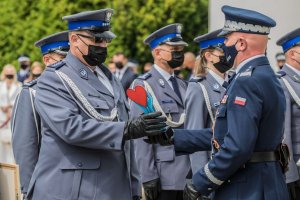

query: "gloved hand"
left=143, top=178, right=161, bottom=200
left=144, top=127, right=174, bottom=145
left=124, top=112, right=167, bottom=140
left=183, top=182, right=201, bottom=200
left=132, top=195, right=141, bottom=200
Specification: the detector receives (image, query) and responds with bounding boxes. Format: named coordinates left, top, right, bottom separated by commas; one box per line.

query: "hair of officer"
left=194, top=48, right=215, bottom=76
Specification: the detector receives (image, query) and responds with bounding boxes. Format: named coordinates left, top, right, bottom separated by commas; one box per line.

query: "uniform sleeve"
left=35, top=70, right=125, bottom=150
left=129, top=140, right=142, bottom=196
left=281, top=81, right=300, bottom=183
left=129, top=79, right=159, bottom=183
left=185, top=82, right=211, bottom=173
left=192, top=77, right=263, bottom=195
left=11, top=88, right=39, bottom=193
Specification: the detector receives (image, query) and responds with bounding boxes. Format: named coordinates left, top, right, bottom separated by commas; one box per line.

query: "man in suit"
left=130, top=24, right=190, bottom=200
left=11, top=31, right=70, bottom=199
left=113, top=52, right=138, bottom=92
left=277, top=27, right=300, bottom=200
left=26, top=9, right=167, bottom=200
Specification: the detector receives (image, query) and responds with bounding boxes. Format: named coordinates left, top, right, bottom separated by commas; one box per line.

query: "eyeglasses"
left=76, top=34, right=111, bottom=43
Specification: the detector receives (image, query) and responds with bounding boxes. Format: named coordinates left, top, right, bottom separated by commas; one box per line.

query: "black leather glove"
left=143, top=178, right=161, bottom=200
left=144, top=127, right=174, bottom=145
left=183, top=182, right=201, bottom=200
left=124, top=112, right=167, bottom=140
left=132, top=195, right=141, bottom=200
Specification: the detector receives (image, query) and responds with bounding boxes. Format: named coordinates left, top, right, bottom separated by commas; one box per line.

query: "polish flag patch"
left=234, top=96, right=247, bottom=106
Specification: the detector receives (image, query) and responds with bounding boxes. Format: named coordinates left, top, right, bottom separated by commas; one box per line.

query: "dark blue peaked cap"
left=277, top=28, right=300, bottom=53
left=144, top=24, right=188, bottom=49
left=62, top=9, right=116, bottom=40
left=219, top=5, right=276, bottom=36
left=35, top=31, right=70, bottom=56
left=194, top=29, right=225, bottom=50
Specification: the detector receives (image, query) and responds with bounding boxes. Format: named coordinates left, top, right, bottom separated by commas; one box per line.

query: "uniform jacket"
left=27, top=53, right=141, bottom=200
left=185, top=72, right=225, bottom=174
left=174, top=56, right=289, bottom=200
left=279, top=64, right=300, bottom=183
left=130, top=66, right=190, bottom=190
left=11, top=80, right=40, bottom=195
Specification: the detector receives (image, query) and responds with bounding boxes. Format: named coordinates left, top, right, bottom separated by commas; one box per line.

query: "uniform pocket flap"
left=88, top=98, right=109, bottom=110
left=156, top=150, right=175, bottom=162
left=60, top=157, right=101, bottom=170
left=161, top=102, right=179, bottom=114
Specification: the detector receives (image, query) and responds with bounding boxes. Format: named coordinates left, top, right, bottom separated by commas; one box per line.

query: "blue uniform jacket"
left=174, top=56, right=289, bottom=199
left=27, top=53, right=141, bottom=200
left=185, top=72, right=225, bottom=174
left=11, top=79, right=40, bottom=195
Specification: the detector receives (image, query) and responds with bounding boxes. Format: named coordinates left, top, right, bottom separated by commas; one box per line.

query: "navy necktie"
left=228, top=72, right=236, bottom=84
left=169, top=76, right=182, bottom=101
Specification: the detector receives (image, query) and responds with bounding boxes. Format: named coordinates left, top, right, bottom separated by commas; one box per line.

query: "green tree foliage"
left=0, top=0, right=208, bottom=71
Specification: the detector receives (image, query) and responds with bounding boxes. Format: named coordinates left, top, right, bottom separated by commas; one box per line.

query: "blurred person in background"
left=0, top=64, right=21, bottom=163
left=113, top=52, right=138, bottom=91
left=108, top=60, right=116, bottom=73
left=24, top=61, right=44, bottom=83
left=275, top=52, right=286, bottom=70
left=183, top=52, right=196, bottom=80
left=17, top=54, right=31, bottom=83
left=143, top=62, right=153, bottom=73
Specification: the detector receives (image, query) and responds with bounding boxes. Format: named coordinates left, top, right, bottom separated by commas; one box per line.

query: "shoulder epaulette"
left=137, top=72, right=152, bottom=80
left=276, top=71, right=286, bottom=78
left=47, top=60, right=65, bottom=70
left=23, top=79, right=37, bottom=88
left=239, top=65, right=254, bottom=77
left=189, top=76, right=204, bottom=82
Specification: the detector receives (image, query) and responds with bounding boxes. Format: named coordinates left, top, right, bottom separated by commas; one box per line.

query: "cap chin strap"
left=143, top=81, right=185, bottom=127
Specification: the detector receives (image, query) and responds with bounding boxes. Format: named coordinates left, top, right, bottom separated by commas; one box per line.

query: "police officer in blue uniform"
left=277, top=28, right=300, bottom=200
left=186, top=29, right=226, bottom=175
left=152, top=6, right=290, bottom=200
left=27, top=9, right=166, bottom=200
left=11, top=31, right=69, bottom=199
left=130, top=24, right=190, bottom=200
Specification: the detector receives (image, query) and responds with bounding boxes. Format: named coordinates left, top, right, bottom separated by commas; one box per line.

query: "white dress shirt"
left=153, top=64, right=175, bottom=89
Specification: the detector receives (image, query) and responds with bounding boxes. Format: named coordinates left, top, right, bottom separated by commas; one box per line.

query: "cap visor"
left=165, top=41, right=188, bottom=46
left=93, top=31, right=116, bottom=39
left=218, top=30, right=232, bottom=37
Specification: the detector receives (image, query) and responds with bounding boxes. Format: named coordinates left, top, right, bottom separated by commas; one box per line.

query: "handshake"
left=123, top=111, right=174, bottom=145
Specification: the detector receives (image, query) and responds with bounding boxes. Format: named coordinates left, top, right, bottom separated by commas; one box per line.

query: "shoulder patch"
left=47, top=60, right=65, bottom=70
left=23, top=79, right=37, bottom=87
left=276, top=71, right=286, bottom=78
left=189, top=76, right=204, bottom=82
left=137, top=72, right=152, bottom=80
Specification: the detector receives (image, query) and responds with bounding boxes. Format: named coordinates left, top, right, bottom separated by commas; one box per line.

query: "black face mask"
left=20, top=64, right=29, bottom=69
left=77, top=35, right=108, bottom=66
left=214, top=42, right=239, bottom=72
left=213, top=56, right=232, bottom=73
left=6, top=74, right=14, bottom=79
left=167, top=51, right=185, bottom=68
left=32, top=73, right=41, bottom=79
left=115, top=62, right=124, bottom=69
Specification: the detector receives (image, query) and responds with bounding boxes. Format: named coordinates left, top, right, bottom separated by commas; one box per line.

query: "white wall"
left=209, top=0, right=300, bottom=69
